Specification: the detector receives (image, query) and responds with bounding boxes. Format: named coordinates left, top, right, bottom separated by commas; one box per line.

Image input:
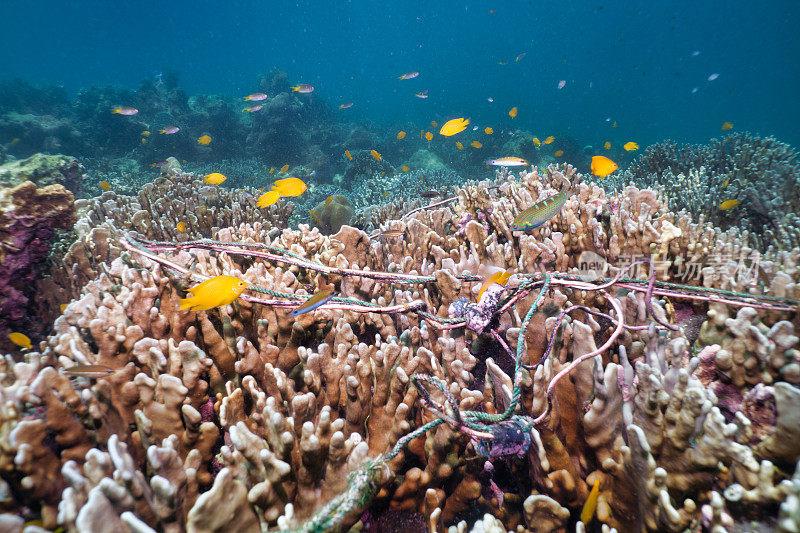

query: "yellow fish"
left=197, top=134, right=212, bottom=145
left=180, top=275, right=249, bottom=311
left=612, top=121, right=617, bottom=128
left=431, top=121, right=438, bottom=129
left=141, top=130, right=151, bottom=137
left=204, top=173, right=227, bottom=185
left=590, top=155, right=618, bottom=177
left=544, top=136, right=555, bottom=144
left=723, top=179, right=729, bottom=187
left=604, top=141, right=611, bottom=150
left=721, top=122, right=733, bottom=131
left=425, top=131, right=433, bottom=141
left=98, top=181, right=112, bottom=191
left=508, top=106, right=518, bottom=118
left=401, top=165, right=410, bottom=172
left=371, top=149, right=382, bottom=161
left=273, top=177, right=307, bottom=197
left=345, top=150, right=353, bottom=161
left=456, top=141, right=464, bottom=150
left=420, top=130, right=425, bottom=139
left=397, top=131, right=406, bottom=140
left=623, top=141, right=639, bottom=151
left=439, top=118, right=469, bottom=137
left=270, top=167, right=275, bottom=174
left=309, top=209, right=324, bottom=227
left=325, top=196, right=333, bottom=206
left=176, top=221, right=187, bottom=232
left=470, top=140, right=483, bottom=148
left=478, top=269, right=512, bottom=301
left=532, top=137, right=541, bottom=147
left=719, top=199, right=740, bottom=210
left=555, top=150, right=564, bottom=157
left=60, top=303, right=68, bottom=313
left=280, top=164, right=290, bottom=173
left=581, top=477, right=601, bottom=524
left=10, top=138, right=20, bottom=145
left=8, top=332, right=32, bottom=350
left=484, top=127, right=493, bottom=135
left=257, top=190, right=281, bottom=207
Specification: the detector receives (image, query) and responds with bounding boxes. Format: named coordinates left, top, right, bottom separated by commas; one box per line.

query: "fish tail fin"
left=179, top=297, right=195, bottom=310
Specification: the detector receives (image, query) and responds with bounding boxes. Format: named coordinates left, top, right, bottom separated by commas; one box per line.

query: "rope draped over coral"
left=119, top=232, right=798, bottom=532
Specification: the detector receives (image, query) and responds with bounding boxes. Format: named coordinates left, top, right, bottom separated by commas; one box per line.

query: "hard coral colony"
left=0, top=48, right=797, bottom=533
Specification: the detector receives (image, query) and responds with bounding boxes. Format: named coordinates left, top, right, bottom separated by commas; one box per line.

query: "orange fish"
left=197, top=135, right=212, bottom=145
left=484, top=127, right=493, bottom=135
left=470, top=140, right=483, bottom=148
left=270, top=167, right=275, bottom=174
left=478, top=269, right=512, bottom=301
left=176, top=221, right=187, bottom=232
left=456, top=141, right=464, bottom=150
left=544, top=136, right=555, bottom=144
left=604, top=141, right=611, bottom=150
left=280, top=164, right=290, bottom=173
left=401, top=165, right=410, bottom=172
left=397, top=131, right=406, bottom=139
left=180, top=275, right=249, bottom=311
left=425, top=131, right=433, bottom=141
left=345, top=150, right=353, bottom=161
left=508, top=106, right=518, bottom=119
left=532, top=137, right=541, bottom=147
left=204, top=173, right=227, bottom=185
left=98, top=181, right=112, bottom=191
left=555, top=150, right=564, bottom=157
left=721, top=122, right=733, bottom=131
left=431, top=121, right=438, bottom=129
left=371, top=149, right=382, bottom=161
left=590, top=156, right=618, bottom=177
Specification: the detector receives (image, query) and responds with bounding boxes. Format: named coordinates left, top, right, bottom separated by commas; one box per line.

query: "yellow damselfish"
left=204, top=173, right=227, bottom=185
left=401, top=165, right=410, bottom=172
left=721, top=122, right=733, bottom=131
left=478, top=269, right=512, bottom=301
left=99, top=181, right=112, bottom=190
left=604, top=141, right=611, bottom=150
left=345, top=150, right=353, bottom=161
left=544, top=136, right=555, bottom=144
left=424, top=131, right=433, bottom=141
left=280, top=164, right=290, bottom=173
left=508, top=106, right=518, bottom=118
left=397, top=131, right=406, bottom=139
left=555, top=150, right=564, bottom=157
left=470, top=140, right=482, bottom=148
left=623, top=141, right=639, bottom=151
left=439, top=118, right=469, bottom=137
left=484, top=127, right=493, bottom=135
left=371, top=150, right=382, bottom=161
left=8, top=332, right=32, bottom=349
left=591, top=155, right=618, bottom=178
left=176, top=221, right=187, bottom=232
left=197, top=135, right=212, bottom=145
left=719, top=199, right=740, bottom=210
left=532, top=137, right=541, bottom=147
left=180, top=275, right=249, bottom=311
left=257, top=190, right=281, bottom=207
left=581, top=477, right=601, bottom=524
left=272, top=177, right=307, bottom=197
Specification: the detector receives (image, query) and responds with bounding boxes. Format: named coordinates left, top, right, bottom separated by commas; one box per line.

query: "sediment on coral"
left=1, top=163, right=798, bottom=532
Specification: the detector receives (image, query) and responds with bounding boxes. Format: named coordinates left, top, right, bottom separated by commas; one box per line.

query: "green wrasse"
left=511, top=190, right=568, bottom=231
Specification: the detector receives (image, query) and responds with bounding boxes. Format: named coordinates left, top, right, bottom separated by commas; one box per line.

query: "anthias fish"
left=512, top=190, right=568, bottom=231
left=487, top=157, right=528, bottom=167
left=291, top=290, right=335, bottom=317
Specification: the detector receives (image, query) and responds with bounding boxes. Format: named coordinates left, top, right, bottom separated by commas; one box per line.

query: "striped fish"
left=291, top=290, right=335, bottom=317
left=511, top=190, right=568, bottom=231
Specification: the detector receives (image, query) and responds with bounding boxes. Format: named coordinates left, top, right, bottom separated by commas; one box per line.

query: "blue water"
left=1, top=0, right=799, bottom=148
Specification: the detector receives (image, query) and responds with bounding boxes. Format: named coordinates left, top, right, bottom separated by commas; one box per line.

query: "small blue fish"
left=290, top=290, right=335, bottom=317
left=511, top=190, right=568, bottom=231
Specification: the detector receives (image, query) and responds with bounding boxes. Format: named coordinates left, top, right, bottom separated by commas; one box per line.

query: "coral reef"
left=0, top=180, right=74, bottom=350
left=0, top=161, right=798, bottom=533
left=605, top=133, right=800, bottom=251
